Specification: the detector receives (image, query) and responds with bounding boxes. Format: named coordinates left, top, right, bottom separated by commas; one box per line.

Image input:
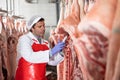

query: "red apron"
left=15, top=43, right=49, bottom=80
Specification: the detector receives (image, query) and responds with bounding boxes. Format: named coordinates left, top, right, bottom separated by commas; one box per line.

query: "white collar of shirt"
left=27, top=32, right=42, bottom=44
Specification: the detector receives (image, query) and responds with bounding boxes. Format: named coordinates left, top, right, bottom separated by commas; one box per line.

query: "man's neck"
left=32, top=34, right=42, bottom=43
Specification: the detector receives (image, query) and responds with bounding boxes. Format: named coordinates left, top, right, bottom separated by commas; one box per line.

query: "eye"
left=38, top=25, right=45, bottom=28
left=38, top=26, right=42, bottom=28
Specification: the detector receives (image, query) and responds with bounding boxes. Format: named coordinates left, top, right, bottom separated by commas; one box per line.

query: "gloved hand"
left=50, top=41, right=65, bottom=56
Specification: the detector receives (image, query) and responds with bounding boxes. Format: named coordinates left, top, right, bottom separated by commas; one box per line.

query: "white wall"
left=15, top=0, right=57, bottom=26
left=0, top=0, right=57, bottom=26
left=0, top=0, right=6, bottom=9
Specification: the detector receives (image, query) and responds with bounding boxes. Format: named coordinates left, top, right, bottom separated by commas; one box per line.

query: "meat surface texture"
left=49, top=0, right=120, bottom=80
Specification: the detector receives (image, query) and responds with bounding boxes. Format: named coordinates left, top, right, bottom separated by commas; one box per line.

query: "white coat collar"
left=27, top=32, right=39, bottom=43
left=27, top=32, right=47, bottom=44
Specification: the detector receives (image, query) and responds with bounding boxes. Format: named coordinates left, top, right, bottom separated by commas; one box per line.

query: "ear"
left=30, top=27, right=34, bottom=32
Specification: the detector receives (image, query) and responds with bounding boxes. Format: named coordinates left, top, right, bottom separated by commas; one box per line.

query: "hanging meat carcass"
left=0, top=28, right=4, bottom=80
left=0, top=14, right=27, bottom=80
left=6, top=17, right=18, bottom=80
left=51, top=0, right=84, bottom=80
left=0, top=16, right=11, bottom=80
left=71, top=0, right=118, bottom=80
left=7, top=35, right=18, bottom=80
left=105, top=0, right=120, bottom=80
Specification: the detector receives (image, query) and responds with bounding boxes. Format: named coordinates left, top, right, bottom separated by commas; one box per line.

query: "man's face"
left=32, top=20, right=45, bottom=37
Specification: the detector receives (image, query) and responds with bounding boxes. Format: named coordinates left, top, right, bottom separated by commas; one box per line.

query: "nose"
left=41, top=26, right=45, bottom=31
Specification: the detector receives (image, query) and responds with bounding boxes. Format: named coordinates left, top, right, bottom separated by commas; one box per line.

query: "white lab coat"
left=16, top=32, right=64, bottom=66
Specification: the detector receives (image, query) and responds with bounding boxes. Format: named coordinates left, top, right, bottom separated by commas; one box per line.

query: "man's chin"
left=39, top=34, right=44, bottom=38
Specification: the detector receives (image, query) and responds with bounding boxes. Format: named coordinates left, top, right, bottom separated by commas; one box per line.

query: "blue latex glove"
left=50, top=41, right=65, bottom=56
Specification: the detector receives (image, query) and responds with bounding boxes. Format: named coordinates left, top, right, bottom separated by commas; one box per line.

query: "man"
left=15, top=15, right=65, bottom=80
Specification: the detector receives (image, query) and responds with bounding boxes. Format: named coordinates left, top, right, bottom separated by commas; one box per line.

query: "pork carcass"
left=105, top=0, right=120, bottom=80
left=57, top=0, right=80, bottom=39
left=0, top=16, right=11, bottom=80
left=54, top=0, right=83, bottom=80
left=0, top=34, right=4, bottom=80
left=49, top=29, right=68, bottom=80
left=7, top=35, right=18, bottom=80
left=72, top=0, right=118, bottom=80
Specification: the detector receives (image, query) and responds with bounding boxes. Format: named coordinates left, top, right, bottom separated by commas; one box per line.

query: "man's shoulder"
left=19, top=33, right=30, bottom=40
left=19, top=33, right=27, bottom=38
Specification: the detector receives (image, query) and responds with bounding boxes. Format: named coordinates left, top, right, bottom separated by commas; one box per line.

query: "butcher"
left=15, top=15, right=65, bottom=80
